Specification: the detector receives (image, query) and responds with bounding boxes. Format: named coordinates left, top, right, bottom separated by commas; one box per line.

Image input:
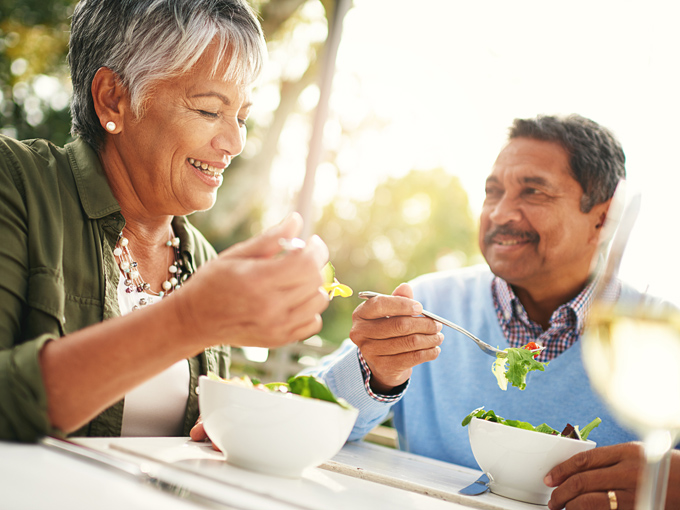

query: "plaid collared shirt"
left=357, top=349, right=406, bottom=402
left=492, top=276, right=597, bottom=362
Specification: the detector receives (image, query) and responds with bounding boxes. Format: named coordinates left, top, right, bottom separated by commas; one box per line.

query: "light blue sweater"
left=311, top=265, right=637, bottom=469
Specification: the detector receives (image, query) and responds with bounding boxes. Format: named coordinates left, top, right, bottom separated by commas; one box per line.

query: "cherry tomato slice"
left=523, top=342, right=541, bottom=358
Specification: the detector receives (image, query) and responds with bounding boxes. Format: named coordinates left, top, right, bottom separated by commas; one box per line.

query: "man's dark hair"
left=509, top=114, right=626, bottom=212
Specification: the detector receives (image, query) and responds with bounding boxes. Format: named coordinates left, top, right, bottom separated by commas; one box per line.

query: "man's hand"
left=545, top=443, right=680, bottom=510
left=350, top=283, right=443, bottom=394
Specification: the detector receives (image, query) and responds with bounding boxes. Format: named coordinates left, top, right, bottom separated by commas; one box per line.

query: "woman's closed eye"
left=197, top=110, right=219, bottom=119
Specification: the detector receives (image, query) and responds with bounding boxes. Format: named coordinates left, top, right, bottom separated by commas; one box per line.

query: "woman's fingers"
left=189, top=419, right=208, bottom=442
left=177, top=228, right=331, bottom=349
left=189, top=420, right=222, bottom=452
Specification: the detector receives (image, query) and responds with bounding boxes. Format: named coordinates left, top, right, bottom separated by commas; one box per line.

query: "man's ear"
left=91, top=67, right=128, bottom=134
left=591, top=197, right=613, bottom=244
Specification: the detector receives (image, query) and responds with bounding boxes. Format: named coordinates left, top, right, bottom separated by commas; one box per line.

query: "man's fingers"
left=546, top=444, right=643, bottom=510
left=359, top=331, right=444, bottom=357
left=549, top=465, right=638, bottom=502
left=546, top=443, right=642, bottom=486
left=365, top=346, right=441, bottom=389
left=350, top=283, right=441, bottom=392
left=356, top=294, right=423, bottom=320
left=377, top=346, right=442, bottom=369
left=549, top=490, right=635, bottom=510
left=392, top=282, right=414, bottom=299
left=354, top=315, right=442, bottom=341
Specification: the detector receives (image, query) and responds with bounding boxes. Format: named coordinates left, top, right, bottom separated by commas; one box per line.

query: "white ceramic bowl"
left=198, top=375, right=359, bottom=478
left=468, top=417, right=596, bottom=505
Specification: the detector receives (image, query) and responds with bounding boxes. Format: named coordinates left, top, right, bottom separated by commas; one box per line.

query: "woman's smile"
left=188, top=157, right=226, bottom=178
left=188, top=158, right=225, bottom=188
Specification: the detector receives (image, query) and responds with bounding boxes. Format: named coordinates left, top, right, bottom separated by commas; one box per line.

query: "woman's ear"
left=91, top=67, right=128, bottom=134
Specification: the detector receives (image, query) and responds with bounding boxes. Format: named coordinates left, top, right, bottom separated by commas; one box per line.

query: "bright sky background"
left=338, top=0, right=679, bottom=204
left=260, top=0, right=680, bottom=303
left=334, top=0, right=680, bottom=302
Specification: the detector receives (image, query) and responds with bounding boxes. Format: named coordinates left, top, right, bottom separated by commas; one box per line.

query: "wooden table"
left=0, top=437, right=547, bottom=510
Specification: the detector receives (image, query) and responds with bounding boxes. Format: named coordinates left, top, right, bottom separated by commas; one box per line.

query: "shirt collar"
left=65, top=137, right=121, bottom=219
left=65, top=137, right=200, bottom=266
left=492, top=276, right=597, bottom=334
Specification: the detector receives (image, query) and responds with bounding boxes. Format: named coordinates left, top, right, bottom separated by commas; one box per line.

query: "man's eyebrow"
left=190, top=92, right=252, bottom=109
left=521, top=175, right=552, bottom=187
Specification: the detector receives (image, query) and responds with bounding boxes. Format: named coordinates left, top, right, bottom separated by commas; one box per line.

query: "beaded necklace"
left=114, top=230, right=183, bottom=310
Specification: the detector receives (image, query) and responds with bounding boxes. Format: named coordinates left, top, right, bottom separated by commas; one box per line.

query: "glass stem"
left=636, top=431, right=672, bottom=510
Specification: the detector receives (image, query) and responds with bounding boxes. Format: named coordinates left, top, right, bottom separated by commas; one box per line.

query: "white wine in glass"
left=583, top=187, right=680, bottom=510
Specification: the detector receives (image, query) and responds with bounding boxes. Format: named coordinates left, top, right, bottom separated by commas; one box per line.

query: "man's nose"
left=488, top=195, right=522, bottom=225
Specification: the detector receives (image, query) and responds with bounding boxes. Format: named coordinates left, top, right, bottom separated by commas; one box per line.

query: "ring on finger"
left=608, top=490, right=618, bottom=510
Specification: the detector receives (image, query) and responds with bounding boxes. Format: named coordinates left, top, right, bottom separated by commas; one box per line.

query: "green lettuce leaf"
left=493, top=347, right=548, bottom=390
left=207, top=372, right=354, bottom=411
left=461, top=407, right=600, bottom=441
left=579, top=417, right=602, bottom=440
left=287, top=375, right=354, bottom=410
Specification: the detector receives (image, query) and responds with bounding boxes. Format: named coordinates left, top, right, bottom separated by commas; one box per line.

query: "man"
left=308, top=114, right=679, bottom=510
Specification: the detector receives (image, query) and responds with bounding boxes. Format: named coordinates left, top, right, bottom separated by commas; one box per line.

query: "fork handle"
left=358, top=291, right=505, bottom=358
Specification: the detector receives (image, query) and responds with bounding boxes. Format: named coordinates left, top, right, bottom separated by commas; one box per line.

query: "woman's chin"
left=191, top=194, right=218, bottom=213
left=168, top=192, right=218, bottom=216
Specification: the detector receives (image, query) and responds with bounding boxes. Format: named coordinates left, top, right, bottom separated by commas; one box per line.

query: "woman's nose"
left=213, top=121, right=246, bottom=157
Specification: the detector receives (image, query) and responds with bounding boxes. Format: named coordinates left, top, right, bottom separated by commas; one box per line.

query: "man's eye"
left=238, top=118, right=247, bottom=127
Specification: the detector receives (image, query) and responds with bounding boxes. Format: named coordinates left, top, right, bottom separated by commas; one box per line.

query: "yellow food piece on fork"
left=321, top=262, right=353, bottom=299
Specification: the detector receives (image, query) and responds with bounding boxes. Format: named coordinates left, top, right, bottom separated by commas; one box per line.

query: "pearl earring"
left=106, top=121, right=116, bottom=132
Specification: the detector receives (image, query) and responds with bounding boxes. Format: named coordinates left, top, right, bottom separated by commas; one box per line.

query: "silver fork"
left=358, top=291, right=509, bottom=358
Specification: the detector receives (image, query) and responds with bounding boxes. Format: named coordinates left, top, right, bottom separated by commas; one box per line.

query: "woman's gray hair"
left=509, top=114, right=626, bottom=213
left=69, top=0, right=267, bottom=152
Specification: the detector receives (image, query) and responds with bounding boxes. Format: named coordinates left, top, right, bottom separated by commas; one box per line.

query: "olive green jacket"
left=0, top=135, right=230, bottom=442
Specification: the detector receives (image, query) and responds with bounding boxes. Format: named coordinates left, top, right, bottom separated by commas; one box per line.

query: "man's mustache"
left=483, top=225, right=539, bottom=245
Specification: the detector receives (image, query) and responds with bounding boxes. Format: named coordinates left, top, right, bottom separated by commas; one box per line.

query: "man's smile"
left=494, top=239, right=525, bottom=246
left=483, top=226, right=539, bottom=247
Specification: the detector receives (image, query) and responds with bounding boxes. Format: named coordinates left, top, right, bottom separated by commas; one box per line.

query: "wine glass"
left=582, top=182, right=680, bottom=510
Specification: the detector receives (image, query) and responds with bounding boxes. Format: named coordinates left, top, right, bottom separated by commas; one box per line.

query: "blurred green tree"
left=0, top=0, right=73, bottom=144
left=1, top=1, right=482, bottom=353
left=316, top=167, right=482, bottom=345
left=189, top=0, right=333, bottom=250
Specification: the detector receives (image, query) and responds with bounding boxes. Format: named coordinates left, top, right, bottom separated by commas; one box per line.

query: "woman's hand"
left=189, top=417, right=221, bottom=451
left=189, top=417, right=208, bottom=442
left=545, top=443, right=680, bottom=510
left=349, top=283, right=443, bottom=394
left=174, top=213, right=330, bottom=351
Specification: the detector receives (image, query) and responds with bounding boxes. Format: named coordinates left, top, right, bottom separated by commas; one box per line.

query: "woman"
left=0, top=0, right=329, bottom=441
